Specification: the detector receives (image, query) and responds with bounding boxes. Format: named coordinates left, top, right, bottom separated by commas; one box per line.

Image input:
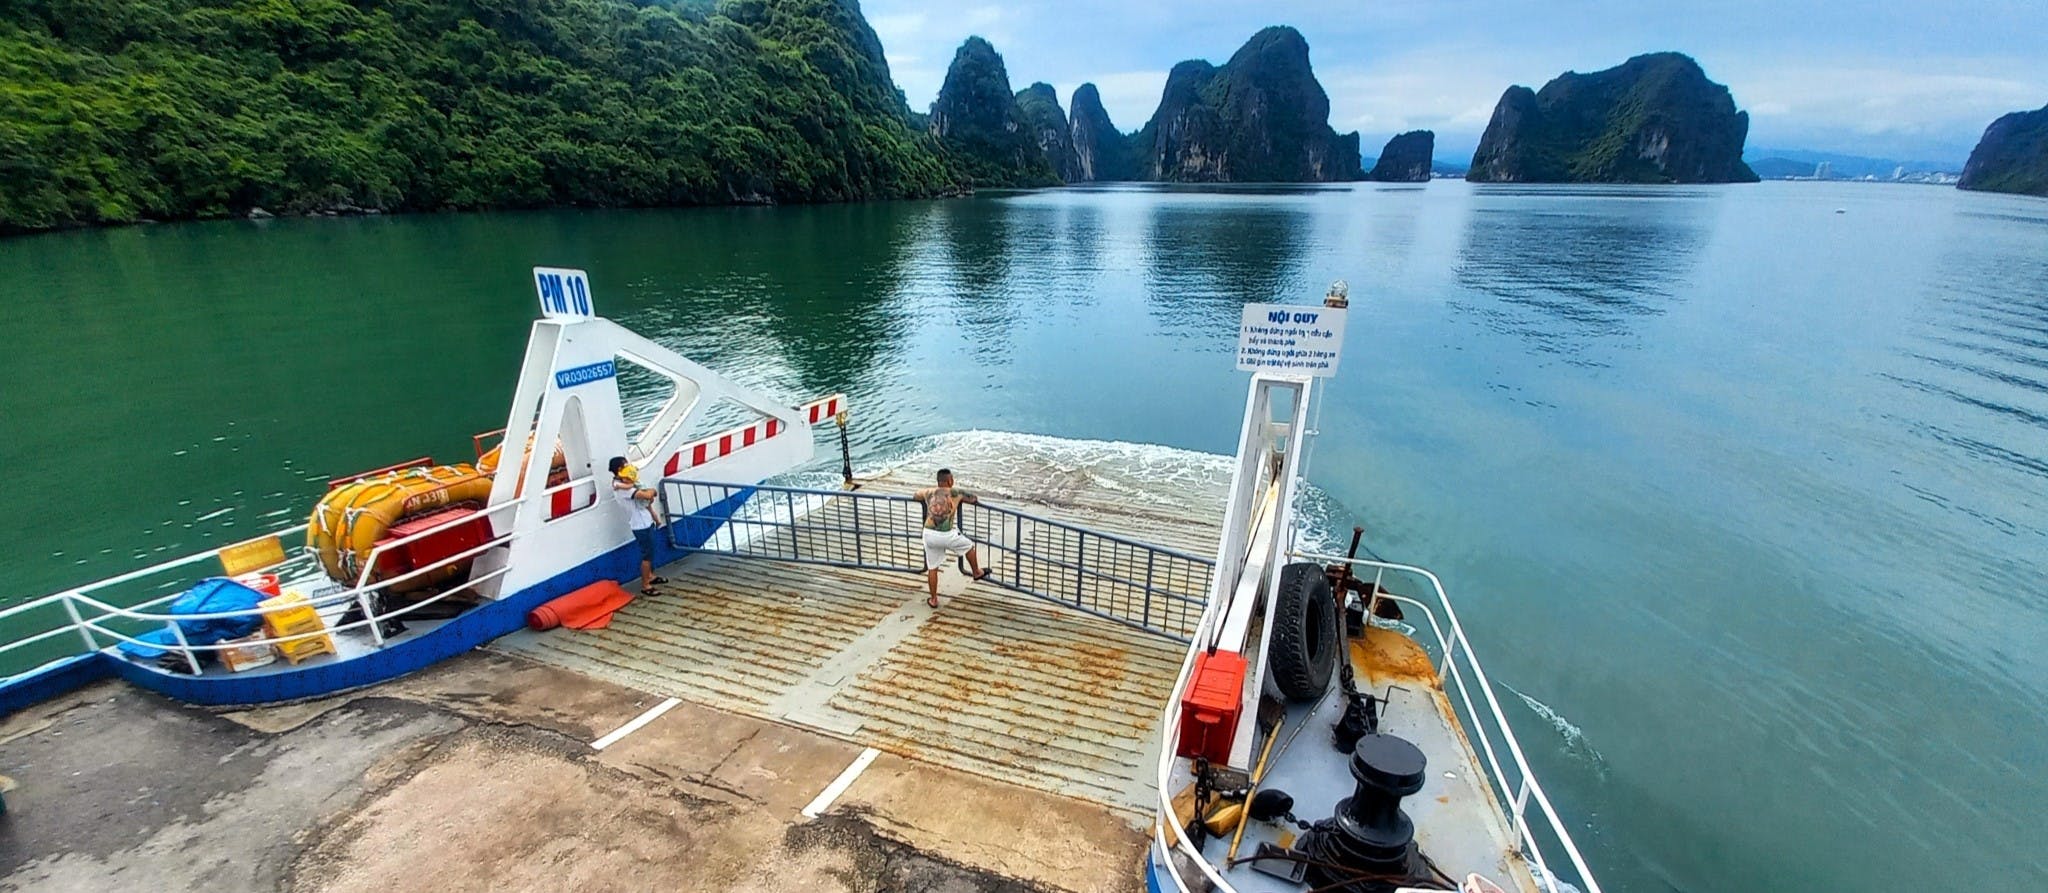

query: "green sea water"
left=2, top=181, right=2044, bottom=892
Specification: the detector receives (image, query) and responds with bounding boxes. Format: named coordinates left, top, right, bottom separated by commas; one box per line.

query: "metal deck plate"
left=496, top=463, right=1228, bottom=817
left=1199, top=626, right=1540, bottom=893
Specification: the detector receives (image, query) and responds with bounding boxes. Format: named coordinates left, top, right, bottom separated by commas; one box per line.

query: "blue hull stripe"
left=0, top=493, right=749, bottom=715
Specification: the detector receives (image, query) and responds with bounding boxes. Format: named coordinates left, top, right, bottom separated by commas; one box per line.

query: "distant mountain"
left=1430, top=159, right=1469, bottom=177
left=1015, top=83, right=1082, bottom=183
left=1366, top=131, right=1433, bottom=182
left=1133, top=26, right=1364, bottom=183
left=1468, top=52, right=1757, bottom=184
left=1749, top=157, right=1819, bottom=179
left=1958, top=105, right=2048, bottom=197
left=1744, top=148, right=1960, bottom=179
left=928, top=37, right=1060, bottom=187
left=1068, top=83, right=1135, bottom=182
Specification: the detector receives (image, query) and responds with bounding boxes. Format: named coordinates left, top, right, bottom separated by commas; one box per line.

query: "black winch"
left=1297, top=732, right=1439, bottom=891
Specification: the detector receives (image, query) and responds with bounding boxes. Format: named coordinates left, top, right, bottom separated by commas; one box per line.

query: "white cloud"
left=864, top=3, right=1016, bottom=113
left=1315, top=44, right=1547, bottom=157
left=1724, top=61, right=2043, bottom=156
left=866, top=12, right=927, bottom=46
left=1055, top=71, right=1169, bottom=129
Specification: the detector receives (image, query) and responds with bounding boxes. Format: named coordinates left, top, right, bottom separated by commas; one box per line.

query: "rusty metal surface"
left=496, top=465, right=1227, bottom=817
left=827, top=586, right=1184, bottom=812
left=493, top=555, right=906, bottom=710
left=1208, top=631, right=1541, bottom=893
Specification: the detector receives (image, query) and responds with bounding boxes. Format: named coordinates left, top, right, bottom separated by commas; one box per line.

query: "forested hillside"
left=0, top=0, right=957, bottom=232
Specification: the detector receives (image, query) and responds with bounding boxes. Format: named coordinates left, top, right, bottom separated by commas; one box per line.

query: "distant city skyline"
left=862, top=0, right=2047, bottom=166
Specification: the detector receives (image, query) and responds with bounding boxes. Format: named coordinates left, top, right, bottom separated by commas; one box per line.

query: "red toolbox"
left=375, top=506, right=491, bottom=579
left=1176, top=650, right=1247, bottom=764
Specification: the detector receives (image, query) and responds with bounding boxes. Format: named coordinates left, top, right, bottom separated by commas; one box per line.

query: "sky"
left=859, top=0, right=2048, bottom=166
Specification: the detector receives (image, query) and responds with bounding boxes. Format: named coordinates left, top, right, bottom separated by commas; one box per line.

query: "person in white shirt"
left=608, top=456, right=666, bottom=591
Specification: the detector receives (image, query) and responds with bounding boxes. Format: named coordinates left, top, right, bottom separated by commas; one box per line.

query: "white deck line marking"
left=590, top=697, right=681, bottom=751
left=801, top=747, right=880, bottom=819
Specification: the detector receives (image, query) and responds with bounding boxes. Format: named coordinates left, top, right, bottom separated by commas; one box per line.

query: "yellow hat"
left=616, top=463, right=639, bottom=482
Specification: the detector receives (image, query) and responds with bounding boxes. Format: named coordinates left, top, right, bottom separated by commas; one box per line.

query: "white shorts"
left=921, top=527, right=974, bottom=570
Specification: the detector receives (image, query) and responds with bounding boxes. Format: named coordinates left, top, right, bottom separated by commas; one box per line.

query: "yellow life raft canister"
left=308, top=464, right=493, bottom=592
left=475, top=439, right=567, bottom=486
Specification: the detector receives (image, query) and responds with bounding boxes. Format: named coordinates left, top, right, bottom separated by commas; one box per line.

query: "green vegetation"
left=926, top=37, right=1057, bottom=188
left=1013, top=82, right=1078, bottom=183
left=1959, top=104, right=2048, bottom=197
left=1132, top=26, right=1362, bottom=183
left=1467, top=52, right=1758, bottom=184
left=0, top=0, right=956, bottom=233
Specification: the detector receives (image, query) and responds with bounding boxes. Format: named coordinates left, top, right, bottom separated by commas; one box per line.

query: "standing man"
left=609, top=456, right=667, bottom=592
left=914, top=468, right=989, bottom=608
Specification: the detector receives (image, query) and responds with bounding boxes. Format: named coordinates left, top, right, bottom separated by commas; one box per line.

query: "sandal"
left=649, top=576, right=669, bottom=585
left=927, top=594, right=941, bottom=609
left=971, top=570, right=992, bottom=582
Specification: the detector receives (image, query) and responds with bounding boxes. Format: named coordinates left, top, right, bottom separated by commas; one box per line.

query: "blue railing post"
left=852, top=496, right=865, bottom=566
left=1073, top=536, right=1086, bottom=608
left=1142, top=551, right=1156, bottom=629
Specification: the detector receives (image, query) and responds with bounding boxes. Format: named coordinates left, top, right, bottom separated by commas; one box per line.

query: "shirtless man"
left=914, top=468, right=989, bottom=608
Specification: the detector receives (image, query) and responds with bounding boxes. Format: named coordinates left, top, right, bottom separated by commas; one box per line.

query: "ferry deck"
left=0, top=456, right=1207, bottom=892
left=0, top=277, right=1602, bottom=893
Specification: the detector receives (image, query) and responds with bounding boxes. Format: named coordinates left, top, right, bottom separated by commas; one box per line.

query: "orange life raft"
left=308, top=464, right=494, bottom=592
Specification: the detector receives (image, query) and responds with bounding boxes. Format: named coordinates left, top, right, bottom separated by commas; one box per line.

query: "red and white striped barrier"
left=661, top=394, right=845, bottom=476
left=803, top=394, right=843, bottom=425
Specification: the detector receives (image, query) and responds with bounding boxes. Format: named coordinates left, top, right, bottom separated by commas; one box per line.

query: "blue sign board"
left=554, top=360, right=617, bottom=389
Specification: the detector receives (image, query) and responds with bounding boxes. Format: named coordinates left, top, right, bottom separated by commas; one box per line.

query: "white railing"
left=0, top=475, right=596, bottom=680
left=1152, top=550, right=1603, bottom=893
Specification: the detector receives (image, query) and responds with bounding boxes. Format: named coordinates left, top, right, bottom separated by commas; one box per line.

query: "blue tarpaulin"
left=116, top=578, right=267, bottom=660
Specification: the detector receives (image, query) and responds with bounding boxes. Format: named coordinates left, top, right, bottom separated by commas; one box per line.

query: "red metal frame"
left=472, top=428, right=508, bottom=463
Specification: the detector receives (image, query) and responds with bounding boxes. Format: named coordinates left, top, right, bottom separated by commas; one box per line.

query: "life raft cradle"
left=308, top=463, right=496, bottom=591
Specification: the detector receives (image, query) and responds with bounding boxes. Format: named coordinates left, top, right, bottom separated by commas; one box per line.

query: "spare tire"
left=1269, top=562, right=1340, bottom=701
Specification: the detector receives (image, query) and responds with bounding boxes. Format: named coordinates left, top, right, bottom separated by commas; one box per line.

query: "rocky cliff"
left=1467, top=52, right=1758, bottom=184
left=1068, top=83, right=1134, bottom=182
left=1367, top=130, right=1434, bottom=182
left=1958, top=104, right=2048, bottom=197
left=928, top=37, right=1060, bottom=187
left=1133, top=26, right=1363, bottom=182
left=1015, top=83, right=1082, bottom=183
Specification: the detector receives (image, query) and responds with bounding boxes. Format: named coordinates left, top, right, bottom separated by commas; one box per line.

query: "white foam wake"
left=777, top=429, right=1352, bottom=554
left=1503, top=682, right=1607, bottom=771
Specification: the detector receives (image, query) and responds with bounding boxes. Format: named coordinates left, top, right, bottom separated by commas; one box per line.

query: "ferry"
left=0, top=269, right=1601, bottom=893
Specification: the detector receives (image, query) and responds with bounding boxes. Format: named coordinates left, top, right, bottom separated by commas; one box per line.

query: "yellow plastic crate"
left=259, top=590, right=335, bottom=664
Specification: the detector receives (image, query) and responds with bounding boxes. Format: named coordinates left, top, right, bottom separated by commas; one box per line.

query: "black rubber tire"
left=1269, top=562, right=1340, bottom=702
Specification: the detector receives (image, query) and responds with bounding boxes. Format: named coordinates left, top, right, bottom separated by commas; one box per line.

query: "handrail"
left=1289, top=549, right=1602, bottom=893
left=1150, top=551, right=1603, bottom=893
left=662, top=479, right=1215, bottom=565
left=49, top=474, right=595, bottom=625
left=661, top=478, right=1213, bottom=641
left=0, top=473, right=597, bottom=679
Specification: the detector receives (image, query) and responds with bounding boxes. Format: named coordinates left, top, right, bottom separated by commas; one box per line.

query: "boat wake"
left=1503, top=683, right=1608, bottom=773
left=784, top=429, right=1354, bottom=554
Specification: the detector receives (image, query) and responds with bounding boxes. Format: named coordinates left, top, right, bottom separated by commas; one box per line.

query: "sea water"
left=2, top=181, right=2044, bottom=891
